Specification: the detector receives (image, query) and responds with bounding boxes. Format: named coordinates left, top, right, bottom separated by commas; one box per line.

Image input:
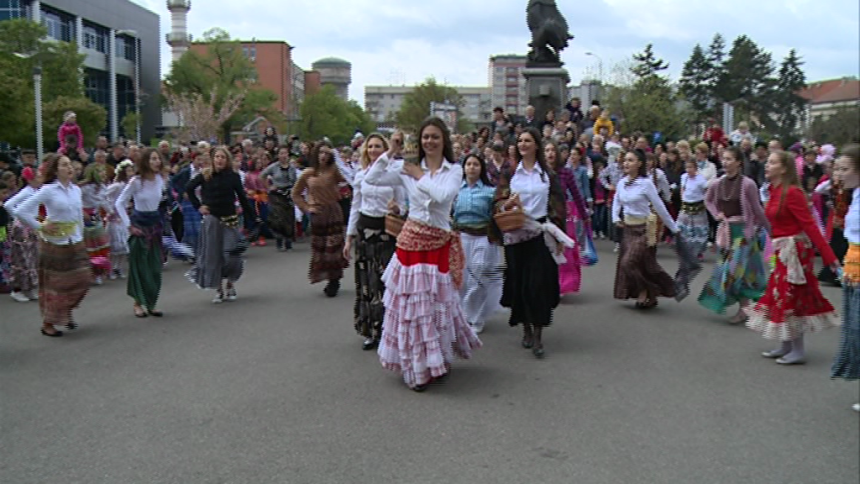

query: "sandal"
left=134, top=306, right=148, bottom=318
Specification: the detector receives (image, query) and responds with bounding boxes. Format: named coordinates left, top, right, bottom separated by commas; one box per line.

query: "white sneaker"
left=94, top=276, right=103, bottom=285
left=212, top=293, right=224, bottom=304
left=471, top=323, right=484, bottom=334
left=226, top=287, right=237, bottom=301
left=613, top=243, right=620, bottom=253
left=109, top=272, right=117, bottom=280
left=119, top=271, right=126, bottom=279
left=853, top=403, right=860, bottom=413
left=10, top=291, right=30, bottom=302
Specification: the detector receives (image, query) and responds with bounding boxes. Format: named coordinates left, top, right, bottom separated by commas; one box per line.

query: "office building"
left=364, top=85, right=492, bottom=125
left=488, top=54, right=528, bottom=115
left=0, top=0, right=161, bottom=143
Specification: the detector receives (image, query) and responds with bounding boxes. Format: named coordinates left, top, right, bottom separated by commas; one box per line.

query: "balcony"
left=166, top=0, right=191, bottom=10
left=165, top=32, right=191, bottom=45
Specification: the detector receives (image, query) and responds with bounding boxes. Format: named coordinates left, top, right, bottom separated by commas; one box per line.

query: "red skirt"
left=746, top=236, right=839, bottom=340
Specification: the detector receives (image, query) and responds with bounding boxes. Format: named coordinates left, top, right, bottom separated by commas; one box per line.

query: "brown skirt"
left=38, top=241, right=91, bottom=324
left=614, top=224, right=675, bottom=300
left=309, top=203, right=348, bottom=284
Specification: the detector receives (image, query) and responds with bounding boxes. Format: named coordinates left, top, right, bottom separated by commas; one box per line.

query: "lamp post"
left=117, top=29, right=141, bottom=143
left=585, top=51, right=603, bottom=82
left=15, top=52, right=44, bottom=161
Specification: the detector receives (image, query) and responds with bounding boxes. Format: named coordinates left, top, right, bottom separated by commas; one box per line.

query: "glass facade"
left=82, top=23, right=108, bottom=53
left=116, top=75, right=136, bottom=137
left=0, top=0, right=24, bottom=21
left=42, top=9, right=74, bottom=42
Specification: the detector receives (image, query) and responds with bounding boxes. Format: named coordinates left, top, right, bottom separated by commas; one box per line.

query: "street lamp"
left=585, top=51, right=603, bottom=82
left=117, top=29, right=141, bottom=143
left=14, top=52, right=43, bottom=161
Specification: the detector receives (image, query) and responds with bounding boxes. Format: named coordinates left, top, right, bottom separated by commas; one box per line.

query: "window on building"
left=249, top=45, right=256, bottom=61
left=0, top=0, right=24, bottom=20
left=83, top=26, right=97, bottom=49
left=43, top=11, right=72, bottom=42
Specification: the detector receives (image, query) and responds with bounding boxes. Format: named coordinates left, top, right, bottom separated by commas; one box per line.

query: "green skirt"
left=127, top=211, right=163, bottom=311
left=698, top=223, right=767, bottom=314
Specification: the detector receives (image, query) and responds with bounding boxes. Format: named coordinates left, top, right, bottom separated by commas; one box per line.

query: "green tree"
left=705, top=33, right=727, bottom=103
left=679, top=44, right=713, bottom=121
left=630, top=43, right=669, bottom=79
left=808, top=106, right=860, bottom=147
left=772, top=49, right=807, bottom=140
left=0, top=19, right=87, bottom=148
left=395, top=78, right=469, bottom=133
left=164, top=28, right=278, bottom=141
left=43, top=96, right=107, bottom=148
left=121, top=111, right=141, bottom=141
left=300, top=85, right=375, bottom=145
left=716, top=35, right=776, bottom=125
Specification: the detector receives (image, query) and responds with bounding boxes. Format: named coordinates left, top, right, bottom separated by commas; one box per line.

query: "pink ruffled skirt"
left=378, top=245, right=482, bottom=388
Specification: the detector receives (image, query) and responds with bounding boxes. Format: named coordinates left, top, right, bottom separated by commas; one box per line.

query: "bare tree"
left=164, top=90, right=245, bottom=144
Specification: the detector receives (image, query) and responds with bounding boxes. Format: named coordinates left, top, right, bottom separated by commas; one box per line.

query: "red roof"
left=799, top=78, right=860, bottom=104
left=812, top=80, right=860, bottom=105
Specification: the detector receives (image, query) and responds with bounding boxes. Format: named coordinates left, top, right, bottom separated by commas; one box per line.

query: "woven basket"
left=385, top=214, right=405, bottom=237
left=493, top=208, right=525, bottom=232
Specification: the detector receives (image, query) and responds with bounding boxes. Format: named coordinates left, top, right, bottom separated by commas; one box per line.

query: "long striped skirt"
left=186, top=215, right=244, bottom=290
left=353, top=214, right=396, bottom=339
left=9, top=220, right=39, bottom=293
left=614, top=223, right=675, bottom=300
left=38, top=241, right=91, bottom=325
left=460, top=231, right=503, bottom=327
left=698, top=223, right=767, bottom=314
left=308, top=203, right=347, bottom=284
left=83, top=210, right=110, bottom=274
left=128, top=211, right=163, bottom=311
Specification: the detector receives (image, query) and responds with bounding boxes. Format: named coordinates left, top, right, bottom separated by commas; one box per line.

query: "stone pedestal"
left=523, top=67, right=570, bottom=129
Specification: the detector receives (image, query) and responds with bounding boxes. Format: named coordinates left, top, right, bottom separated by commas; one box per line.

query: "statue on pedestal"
left=526, top=0, right=573, bottom=67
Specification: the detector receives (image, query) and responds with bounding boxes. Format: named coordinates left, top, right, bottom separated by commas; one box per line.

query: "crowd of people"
left=0, top=107, right=857, bottom=409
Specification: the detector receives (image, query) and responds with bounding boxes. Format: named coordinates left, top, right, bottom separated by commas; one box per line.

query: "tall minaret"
left=166, top=0, right=191, bottom=62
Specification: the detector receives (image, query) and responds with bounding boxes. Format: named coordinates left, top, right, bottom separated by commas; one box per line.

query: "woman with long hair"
left=829, top=144, right=860, bottom=411
left=495, top=127, right=568, bottom=357
left=365, top=119, right=480, bottom=391
left=12, top=155, right=91, bottom=336
left=545, top=139, right=587, bottom=295
left=746, top=150, right=840, bottom=365
left=186, top=147, right=257, bottom=303
left=115, top=148, right=166, bottom=318
left=4, top=166, right=42, bottom=302
left=698, top=146, right=769, bottom=322
left=453, top=153, right=502, bottom=334
left=261, top=145, right=298, bottom=251
left=291, top=140, right=348, bottom=297
left=79, top=163, right=112, bottom=284
left=105, top=160, right=134, bottom=279
left=612, top=149, right=679, bottom=309
left=244, top=153, right=271, bottom=247
left=344, top=133, right=405, bottom=349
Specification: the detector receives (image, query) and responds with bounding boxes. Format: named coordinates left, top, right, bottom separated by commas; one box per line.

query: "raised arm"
left=363, top=153, right=404, bottom=187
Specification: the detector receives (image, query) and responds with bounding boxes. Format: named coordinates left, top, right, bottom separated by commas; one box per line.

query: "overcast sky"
left=131, top=0, right=859, bottom=106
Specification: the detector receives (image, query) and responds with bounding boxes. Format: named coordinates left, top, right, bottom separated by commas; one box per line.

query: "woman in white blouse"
left=677, top=158, right=710, bottom=260
left=115, top=149, right=166, bottom=318
left=612, top=150, right=679, bottom=309
left=363, top=118, right=481, bottom=392
left=13, top=155, right=91, bottom=337
left=4, top=166, right=42, bottom=302
left=343, top=133, right=406, bottom=351
left=495, top=127, right=567, bottom=358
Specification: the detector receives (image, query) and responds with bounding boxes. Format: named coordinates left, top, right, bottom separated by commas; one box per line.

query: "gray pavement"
left=1, top=239, right=857, bottom=484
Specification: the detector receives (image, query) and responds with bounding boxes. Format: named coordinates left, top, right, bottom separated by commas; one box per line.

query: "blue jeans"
left=592, top=203, right=608, bottom=236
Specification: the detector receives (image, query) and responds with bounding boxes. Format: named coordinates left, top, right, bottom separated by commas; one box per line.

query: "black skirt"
left=502, top=234, right=559, bottom=327
left=353, top=214, right=396, bottom=338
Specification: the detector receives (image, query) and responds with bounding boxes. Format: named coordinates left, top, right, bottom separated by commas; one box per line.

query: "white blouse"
left=80, top=183, right=112, bottom=212
left=114, top=175, right=165, bottom=228
left=681, top=173, right=708, bottom=203
left=346, top=165, right=406, bottom=237
left=509, top=161, right=549, bottom=220
left=845, top=188, right=860, bottom=245
left=13, top=181, right=85, bottom=245
left=363, top=153, right=461, bottom=231
left=3, top=185, right=37, bottom=212
left=611, top=176, right=678, bottom=233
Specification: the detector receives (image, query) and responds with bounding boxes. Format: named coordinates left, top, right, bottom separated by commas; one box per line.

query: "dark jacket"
left=186, top=169, right=253, bottom=218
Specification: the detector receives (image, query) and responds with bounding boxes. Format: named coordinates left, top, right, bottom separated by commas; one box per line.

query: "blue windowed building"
left=1, top=0, right=161, bottom=143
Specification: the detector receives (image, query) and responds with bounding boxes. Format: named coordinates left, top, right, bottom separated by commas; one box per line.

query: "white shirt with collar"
left=363, top=153, right=461, bottom=231
left=115, top=175, right=165, bottom=228
left=346, top=165, right=407, bottom=237
left=509, top=161, right=549, bottom=220
left=611, top=176, right=678, bottom=233
left=13, top=181, right=85, bottom=245
left=681, top=172, right=708, bottom=203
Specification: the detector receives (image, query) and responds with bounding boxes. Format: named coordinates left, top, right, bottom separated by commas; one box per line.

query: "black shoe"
left=147, top=310, right=163, bottom=317
left=66, top=321, right=79, bottom=330
left=412, top=384, right=428, bottom=392
left=533, top=346, right=545, bottom=359
left=362, top=338, right=378, bottom=351
left=41, top=329, right=63, bottom=338
left=324, top=280, right=340, bottom=297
